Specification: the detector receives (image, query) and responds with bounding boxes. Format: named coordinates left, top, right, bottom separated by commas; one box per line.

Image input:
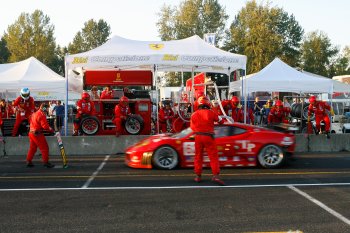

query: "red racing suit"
left=73, top=99, right=95, bottom=133
left=308, top=101, right=331, bottom=132
left=12, top=96, right=35, bottom=136
left=158, top=107, right=174, bottom=133
left=190, top=108, right=220, bottom=176
left=268, top=107, right=289, bottom=124
left=27, top=110, right=54, bottom=163
left=113, top=104, right=131, bottom=134
left=100, top=90, right=114, bottom=99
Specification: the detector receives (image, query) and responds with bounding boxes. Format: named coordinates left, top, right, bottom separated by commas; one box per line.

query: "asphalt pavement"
left=0, top=152, right=350, bottom=233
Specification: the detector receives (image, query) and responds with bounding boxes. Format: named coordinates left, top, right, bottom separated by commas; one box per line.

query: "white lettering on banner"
left=181, top=56, right=240, bottom=64
left=183, top=142, right=195, bottom=156
left=236, top=140, right=256, bottom=152
left=90, top=56, right=151, bottom=64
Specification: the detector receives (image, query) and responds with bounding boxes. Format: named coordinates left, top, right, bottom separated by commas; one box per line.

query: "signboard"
left=84, top=70, right=153, bottom=86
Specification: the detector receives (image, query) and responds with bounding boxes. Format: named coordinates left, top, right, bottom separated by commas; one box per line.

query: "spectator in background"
left=52, top=100, right=65, bottom=132
left=100, top=86, right=114, bottom=99
left=49, top=101, right=56, bottom=117
left=90, top=86, right=100, bottom=100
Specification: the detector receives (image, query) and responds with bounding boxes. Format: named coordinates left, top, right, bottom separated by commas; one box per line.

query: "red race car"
left=125, top=123, right=297, bottom=170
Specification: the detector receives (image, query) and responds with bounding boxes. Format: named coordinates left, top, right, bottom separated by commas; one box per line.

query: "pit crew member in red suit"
left=190, top=96, right=225, bottom=186
left=268, top=100, right=289, bottom=124
left=193, top=91, right=205, bottom=112
left=307, top=96, right=334, bottom=138
left=211, top=100, right=223, bottom=116
left=12, top=88, right=35, bottom=136
left=158, top=102, right=174, bottom=133
left=26, top=103, right=55, bottom=168
left=73, top=92, right=95, bottom=136
left=100, top=86, right=114, bottom=99
left=113, top=96, right=131, bottom=136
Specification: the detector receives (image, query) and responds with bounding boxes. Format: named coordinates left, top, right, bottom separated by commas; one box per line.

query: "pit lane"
left=0, top=152, right=350, bottom=233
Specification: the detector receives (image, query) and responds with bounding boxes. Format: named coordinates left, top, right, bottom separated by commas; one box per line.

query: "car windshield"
left=171, top=128, right=192, bottom=139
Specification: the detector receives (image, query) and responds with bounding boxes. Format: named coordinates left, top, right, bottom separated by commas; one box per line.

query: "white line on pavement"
left=81, top=155, right=110, bottom=189
left=288, top=185, right=350, bottom=226
left=0, top=182, right=350, bottom=192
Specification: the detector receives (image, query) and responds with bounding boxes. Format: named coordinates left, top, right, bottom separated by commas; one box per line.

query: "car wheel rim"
left=126, top=118, right=141, bottom=134
left=155, top=147, right=178, bottom=169
left=82, top=119, right=98, bottom=134
left=259, top=145, right=283, bottom=167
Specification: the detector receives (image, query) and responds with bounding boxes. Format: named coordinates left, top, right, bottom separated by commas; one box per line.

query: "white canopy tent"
left=0, top=57, right=78, bottom=100
left=66, top=35, right=247, bottom=92
left=229, top=57, right=350, bottom=94
left=65, top=35, right=247, bottom=134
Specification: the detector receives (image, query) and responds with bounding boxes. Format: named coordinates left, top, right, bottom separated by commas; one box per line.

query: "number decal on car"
left=183, top=142, right=195, bottom=156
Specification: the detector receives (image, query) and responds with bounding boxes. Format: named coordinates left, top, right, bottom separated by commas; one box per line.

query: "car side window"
left=214, top=126, right=246, bottom=138
left=231, top=126, right=246, bottom=135
left=214, top=126, right=231, bottom=138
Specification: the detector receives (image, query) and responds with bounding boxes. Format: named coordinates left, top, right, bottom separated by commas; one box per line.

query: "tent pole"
left=64, top=54, right=69, bottom=136
left=154, top=65, right=159, bottom=134
left=243, top=66, right=247, bottom=124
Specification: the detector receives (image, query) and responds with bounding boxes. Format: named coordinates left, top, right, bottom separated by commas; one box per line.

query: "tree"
left=3, top=10, right=57, bottom=68
left=0, top=36, right=10, bottom=63
left=223, top=0, right=303, bottom=73
left=68, top=19, right=111, bottom=54
left=328, top=46, right=350, bottom=77
left=157, top=0, right=228, bottom=86
left=157, top=0, right=228, bottom=43
left=300, top=30, right=339, bottom=77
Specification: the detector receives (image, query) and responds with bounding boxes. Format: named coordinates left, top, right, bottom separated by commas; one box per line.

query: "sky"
left=1, top=0, right=349, bottom=50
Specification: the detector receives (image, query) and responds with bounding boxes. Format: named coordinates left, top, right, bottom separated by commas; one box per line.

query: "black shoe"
left=326, top=132, right=330, bottom=139
left=43, top=162, right=55, bottom=168
left=26, top=162, right=34, bottom=167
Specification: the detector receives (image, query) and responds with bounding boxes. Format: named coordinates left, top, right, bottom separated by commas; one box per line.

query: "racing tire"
left=257, top=144, right=285, bottom=168
left=80, top=116, right=100, bottom=135
left=125, top=114, right=144, bottom=135
left=152, top=146, right=179, bottom=170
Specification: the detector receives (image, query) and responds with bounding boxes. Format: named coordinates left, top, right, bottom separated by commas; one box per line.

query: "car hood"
left=125, top=133, right=174, bottom=152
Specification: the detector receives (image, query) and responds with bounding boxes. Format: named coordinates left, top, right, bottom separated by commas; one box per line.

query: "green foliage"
left=328, top=46, right=350, bottom=77
left=0, top=37, right=10, bottom=63
left=300, top=30, right=339, bottom=77
left=223, top=0, right=303, bottom=73
left=68, top=19, right=111, bottom=54
left=156, top=0, right=228, bottom=43
left=3, top=10, right=56, bottom=68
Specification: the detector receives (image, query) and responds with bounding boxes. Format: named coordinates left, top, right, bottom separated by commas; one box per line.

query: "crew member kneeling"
left=190, top=96, right=225, bottom=185
left=113, top=96, right=131, bottom=137
left=26, top=104, right=55, bottom=168
left=73, top=92, right=95, bottom=136
left=12, top=88, right=35, bottom=136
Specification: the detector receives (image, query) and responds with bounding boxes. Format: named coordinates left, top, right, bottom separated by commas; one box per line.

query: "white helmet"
left=20, top=87, right=30, bottom=100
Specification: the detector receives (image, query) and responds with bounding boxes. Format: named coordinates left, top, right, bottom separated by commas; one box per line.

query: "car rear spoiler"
left=266, top=123, right=299, bottom=133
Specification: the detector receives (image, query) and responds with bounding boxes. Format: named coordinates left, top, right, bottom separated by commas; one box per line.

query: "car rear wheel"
left=152, top=146, right=179, bottom=169
left=80, top=116, right=100, bottom=135
left=257, top=144, right=285, bottom=168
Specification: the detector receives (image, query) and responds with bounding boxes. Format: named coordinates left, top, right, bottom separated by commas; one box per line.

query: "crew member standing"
left=190, top=96, right=225, bottom=185
left=73, top=92, right=95, bottom=136
left=113, top=96, right=131, bottom=137
left=268, top=100, right=289, bottom=124
left=12, top=88, right=35, bottom=136
left=158, top=102, right=174, bottom=133
left=26, top=103, right=55, bottom=168
left=307, top=96, right=334, bottom=138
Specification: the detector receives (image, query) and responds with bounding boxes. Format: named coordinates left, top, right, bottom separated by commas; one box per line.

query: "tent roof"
left=0, top=57, right=66, bottom=93
left=66, top=35, right=247, bottom=73
left=229, top=58, right=350, bottom=94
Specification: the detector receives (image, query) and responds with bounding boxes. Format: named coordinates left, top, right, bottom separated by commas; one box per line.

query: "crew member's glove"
left=307, top=116, right=310, bottom=122
left=330, top=109, right=335, bottom=116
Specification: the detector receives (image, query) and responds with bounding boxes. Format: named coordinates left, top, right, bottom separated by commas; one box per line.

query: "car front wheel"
left=257, top=144, right=285, bottom=168
left=152, top=146, right=179, bottom=169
